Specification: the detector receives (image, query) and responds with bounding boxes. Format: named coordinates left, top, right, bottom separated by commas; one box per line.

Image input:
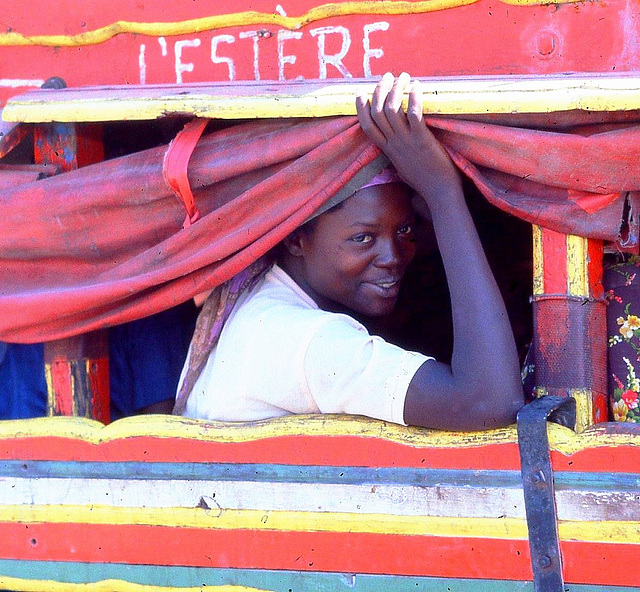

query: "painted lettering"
left=363, top=22, right=389, bottom=78
left=139, top=44, right=146, bottom=84
left=278, top=30, right=303, bottom=81
left=239, top=31, right=262, bottom=81
left=211, top=35, right=236, bottom=81
left=142, top=21, right=390, bottom=84
left=309, top=26, right=352, bottom=79
left=158, top=36, right=168, bottom=57
left=174, top=38, right=201, bottom=84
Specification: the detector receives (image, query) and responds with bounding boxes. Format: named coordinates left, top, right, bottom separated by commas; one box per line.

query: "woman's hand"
left=357, top=72, right=524, bottom=430
left=356, top=72, right=462, bottom=211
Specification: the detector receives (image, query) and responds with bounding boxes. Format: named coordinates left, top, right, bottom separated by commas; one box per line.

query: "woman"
left=176, top=73, right=524, bottom=430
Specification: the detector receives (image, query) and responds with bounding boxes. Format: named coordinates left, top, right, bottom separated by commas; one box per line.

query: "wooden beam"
left=34, top=120, right=110, bottom=424
left=3, top=73, right=640, bottom=123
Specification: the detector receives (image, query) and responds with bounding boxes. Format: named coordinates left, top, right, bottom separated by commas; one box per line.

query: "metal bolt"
left=530, top=469, right=546, bottom=484
left=539, top=555, right=552, bottom=569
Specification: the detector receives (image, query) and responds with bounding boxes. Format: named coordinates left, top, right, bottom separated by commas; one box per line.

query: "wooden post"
left=531, top=225, right=608, bottom=432
left=33, top=93, right=109, bottom=423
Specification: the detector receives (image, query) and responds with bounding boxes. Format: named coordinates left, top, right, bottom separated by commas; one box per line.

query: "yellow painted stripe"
left=6, top=75, right=640, bottom=122
left=566, top=234, right=590, bottom=297
left=532, top=224, right=544, bottom=295
left=0, top=414, right=639, bottom=456
left=0, top=504, right=529, bottom=538
left=570, top=388, right=595, bottom=434
left=0, top=413, right=521, bottom=447
left=44, top=363, right=56, bottom=417
left=0, top=578, right=268, bottom=592
left=2, top=505, right=640, bottom=544
left=0, top=0, right=581, bottom=48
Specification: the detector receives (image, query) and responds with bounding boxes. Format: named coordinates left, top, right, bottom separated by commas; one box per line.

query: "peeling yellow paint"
left=566, top=234, right=590, bottom=297
left=532, top=225, right=544, bottom=296
left=0, top=412, right=637, bottom=456
left=570, top=388, right=595, bottom=434
left=6, top=75, right=640, bottom=123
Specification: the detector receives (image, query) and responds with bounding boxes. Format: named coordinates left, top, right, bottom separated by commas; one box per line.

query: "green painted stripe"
left=0, top=561, right=638, bottom=591
left=1, top=460, right=639, bottom=492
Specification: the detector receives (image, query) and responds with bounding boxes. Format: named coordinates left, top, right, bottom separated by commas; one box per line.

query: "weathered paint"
left=567, top=235, right=590, bottom=297
left=0, top=576, right=270, bottom=592
left=33, top=121, right=108, bottom=423
left=0, top=0, right=586, bottom=48
left=1, top=414, right=639, bottom=467
left=1, top=0, right=638, bottom=108
left=5, top=75, right=640, bottom=123
left=1, top=463, right=639, bottom=521
left=532, top=226, right=607, bottom=430
left=0, top=416, right=638, bottom=589
left=2, top=564, right=637, bottom=592
left=0, top=511, right=639, bottom=585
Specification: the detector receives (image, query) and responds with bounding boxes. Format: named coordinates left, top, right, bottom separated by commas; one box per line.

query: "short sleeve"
left=303, top=317, right=431, bottom=425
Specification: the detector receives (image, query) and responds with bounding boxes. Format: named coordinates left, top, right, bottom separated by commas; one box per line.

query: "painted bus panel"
left=1, top=0, right=639, bottom=108
left=0, top=416, right=639, bottom=590
left=1, top=1, right=640, bottom=590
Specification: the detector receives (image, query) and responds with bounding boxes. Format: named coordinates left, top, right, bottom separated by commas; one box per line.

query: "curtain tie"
left=163, top=118, right=209, bottom=228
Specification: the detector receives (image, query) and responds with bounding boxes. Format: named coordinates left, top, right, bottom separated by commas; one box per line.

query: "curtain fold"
left=426, top=115, right=640, bottom=242
left=2, top=111, right=640, bottom=342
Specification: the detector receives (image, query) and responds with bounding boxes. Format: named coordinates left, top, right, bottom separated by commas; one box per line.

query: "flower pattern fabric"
left=605, top=255, right=640, bottom=423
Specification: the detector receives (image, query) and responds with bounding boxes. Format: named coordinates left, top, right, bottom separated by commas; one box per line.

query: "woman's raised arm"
left=357, top=73, right=524, bottom=430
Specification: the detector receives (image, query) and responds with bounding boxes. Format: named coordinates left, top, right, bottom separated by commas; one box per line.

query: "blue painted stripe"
left=0, top=460, right=638, bottom=491
left=0, top=560, right=638, bottom=591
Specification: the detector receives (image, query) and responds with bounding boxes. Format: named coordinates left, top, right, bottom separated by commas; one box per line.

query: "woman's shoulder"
left=233, top=264, right=365, bottom=335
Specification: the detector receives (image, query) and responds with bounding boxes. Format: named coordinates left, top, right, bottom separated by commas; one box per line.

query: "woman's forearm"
left=357, top=73, right=524, bottom=429
left=420, top=183, right=524, bottom=428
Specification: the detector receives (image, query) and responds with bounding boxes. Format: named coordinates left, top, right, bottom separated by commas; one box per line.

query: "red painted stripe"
left=1, top=522, right=638, bottom=587
left=0, top=522, right=533, bottom=580
left=587, top=239, right=604, bottom=299
left=561, top=539, right=640, bottom=586
left=2, top=433, right=640, bottom=473
left=548, top=443, right=640, bottom=472
left=541, top=228, right=568, bottom=294
left=14, top=433, right=640, bottom=472
left=48, top=363, right=74, bottom=416
left=0, top=435, right=524, bottom=469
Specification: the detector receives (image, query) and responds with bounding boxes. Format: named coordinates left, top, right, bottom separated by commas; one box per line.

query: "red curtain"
left=427, top=114, right=640, bottom=242
left=1, top=112, right=640, bottom=342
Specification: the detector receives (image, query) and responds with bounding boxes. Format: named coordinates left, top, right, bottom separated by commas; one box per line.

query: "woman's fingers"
left=358, top=73, right=429, bottom=157
left=407, top=79, right=425, bottom=130
left=367, top=72, right=395, bottom=138
left=384, top=72, right=411, bottom=134
left=355, top=93, right=386, bottom=147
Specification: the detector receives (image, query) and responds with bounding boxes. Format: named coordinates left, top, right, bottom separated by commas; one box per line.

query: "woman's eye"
left=398, top=225, right=413, bottom=236
left=351, top=234, right=373, bottom=244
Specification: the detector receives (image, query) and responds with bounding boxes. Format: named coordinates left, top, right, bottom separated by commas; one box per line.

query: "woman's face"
left=293, top=183, right=417, bottom=316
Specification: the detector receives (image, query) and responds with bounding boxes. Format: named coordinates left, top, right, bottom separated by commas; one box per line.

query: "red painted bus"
left=1, top=2, right=639, bottom=590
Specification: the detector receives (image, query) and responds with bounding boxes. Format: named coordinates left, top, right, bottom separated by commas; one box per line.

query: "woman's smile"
left=281, top=182, right=417, bottom=317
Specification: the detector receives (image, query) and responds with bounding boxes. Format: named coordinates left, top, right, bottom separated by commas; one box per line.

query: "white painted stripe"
left=0, top=78, right=44, bottom=88
left=1, top=477, right=638, bottom=521
left=0, top=477, right=524, bottom=517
